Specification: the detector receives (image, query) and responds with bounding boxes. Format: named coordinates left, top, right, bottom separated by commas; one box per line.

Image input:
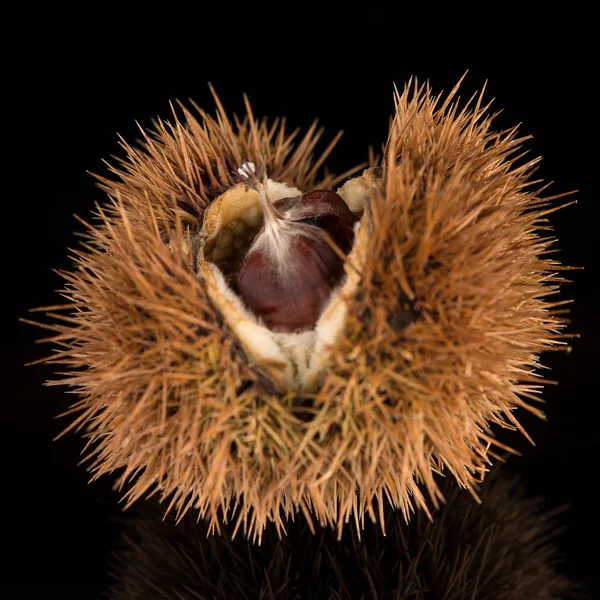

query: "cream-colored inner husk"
left=196, top=171, right=374, bottom=394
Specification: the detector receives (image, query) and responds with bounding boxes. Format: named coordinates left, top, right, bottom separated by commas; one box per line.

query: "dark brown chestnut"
left=236, top=190, right=356, bottom=332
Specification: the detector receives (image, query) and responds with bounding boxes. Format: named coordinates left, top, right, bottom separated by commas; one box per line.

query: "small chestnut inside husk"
left=235, top=190, right=357, bottom=332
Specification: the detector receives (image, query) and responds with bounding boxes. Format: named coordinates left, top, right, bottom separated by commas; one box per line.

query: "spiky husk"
left=34, top=79, right=570, bottom=541
left=108, top=473, right=572, bottom=599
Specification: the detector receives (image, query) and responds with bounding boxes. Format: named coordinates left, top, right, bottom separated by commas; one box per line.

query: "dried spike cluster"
left=31, top=78, right=571, bottom=542
left=310, top=79, right=573, bottom=527
left=108, top=474, right=573, bottom=599
left=95, top=87, right=360, bottom=232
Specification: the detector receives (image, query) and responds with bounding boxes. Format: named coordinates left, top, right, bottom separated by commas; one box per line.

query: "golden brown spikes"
left=312, top=79, right=572, bottom=528
left=93, top=89, right=359, bottom=235
left=31, top=80, right=572, bottom=542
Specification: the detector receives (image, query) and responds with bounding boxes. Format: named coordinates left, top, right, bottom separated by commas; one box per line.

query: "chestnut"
left=236, top=190, right=356, bottom=332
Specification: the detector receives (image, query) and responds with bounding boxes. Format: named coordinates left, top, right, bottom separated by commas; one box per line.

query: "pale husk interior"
left=198, top=176, right=370, bottom=393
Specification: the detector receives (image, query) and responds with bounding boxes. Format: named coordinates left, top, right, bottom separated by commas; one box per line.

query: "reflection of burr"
left=108, top=473, right=573, bottom=599
left=32, top=78, right=572, bottom=541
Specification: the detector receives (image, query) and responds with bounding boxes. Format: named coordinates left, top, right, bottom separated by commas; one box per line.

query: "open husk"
left=32, top=78, right=572, bottom=541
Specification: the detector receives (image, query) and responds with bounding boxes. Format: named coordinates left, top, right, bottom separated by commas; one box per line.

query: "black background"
left=2, top=35, right=597, bottom=597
